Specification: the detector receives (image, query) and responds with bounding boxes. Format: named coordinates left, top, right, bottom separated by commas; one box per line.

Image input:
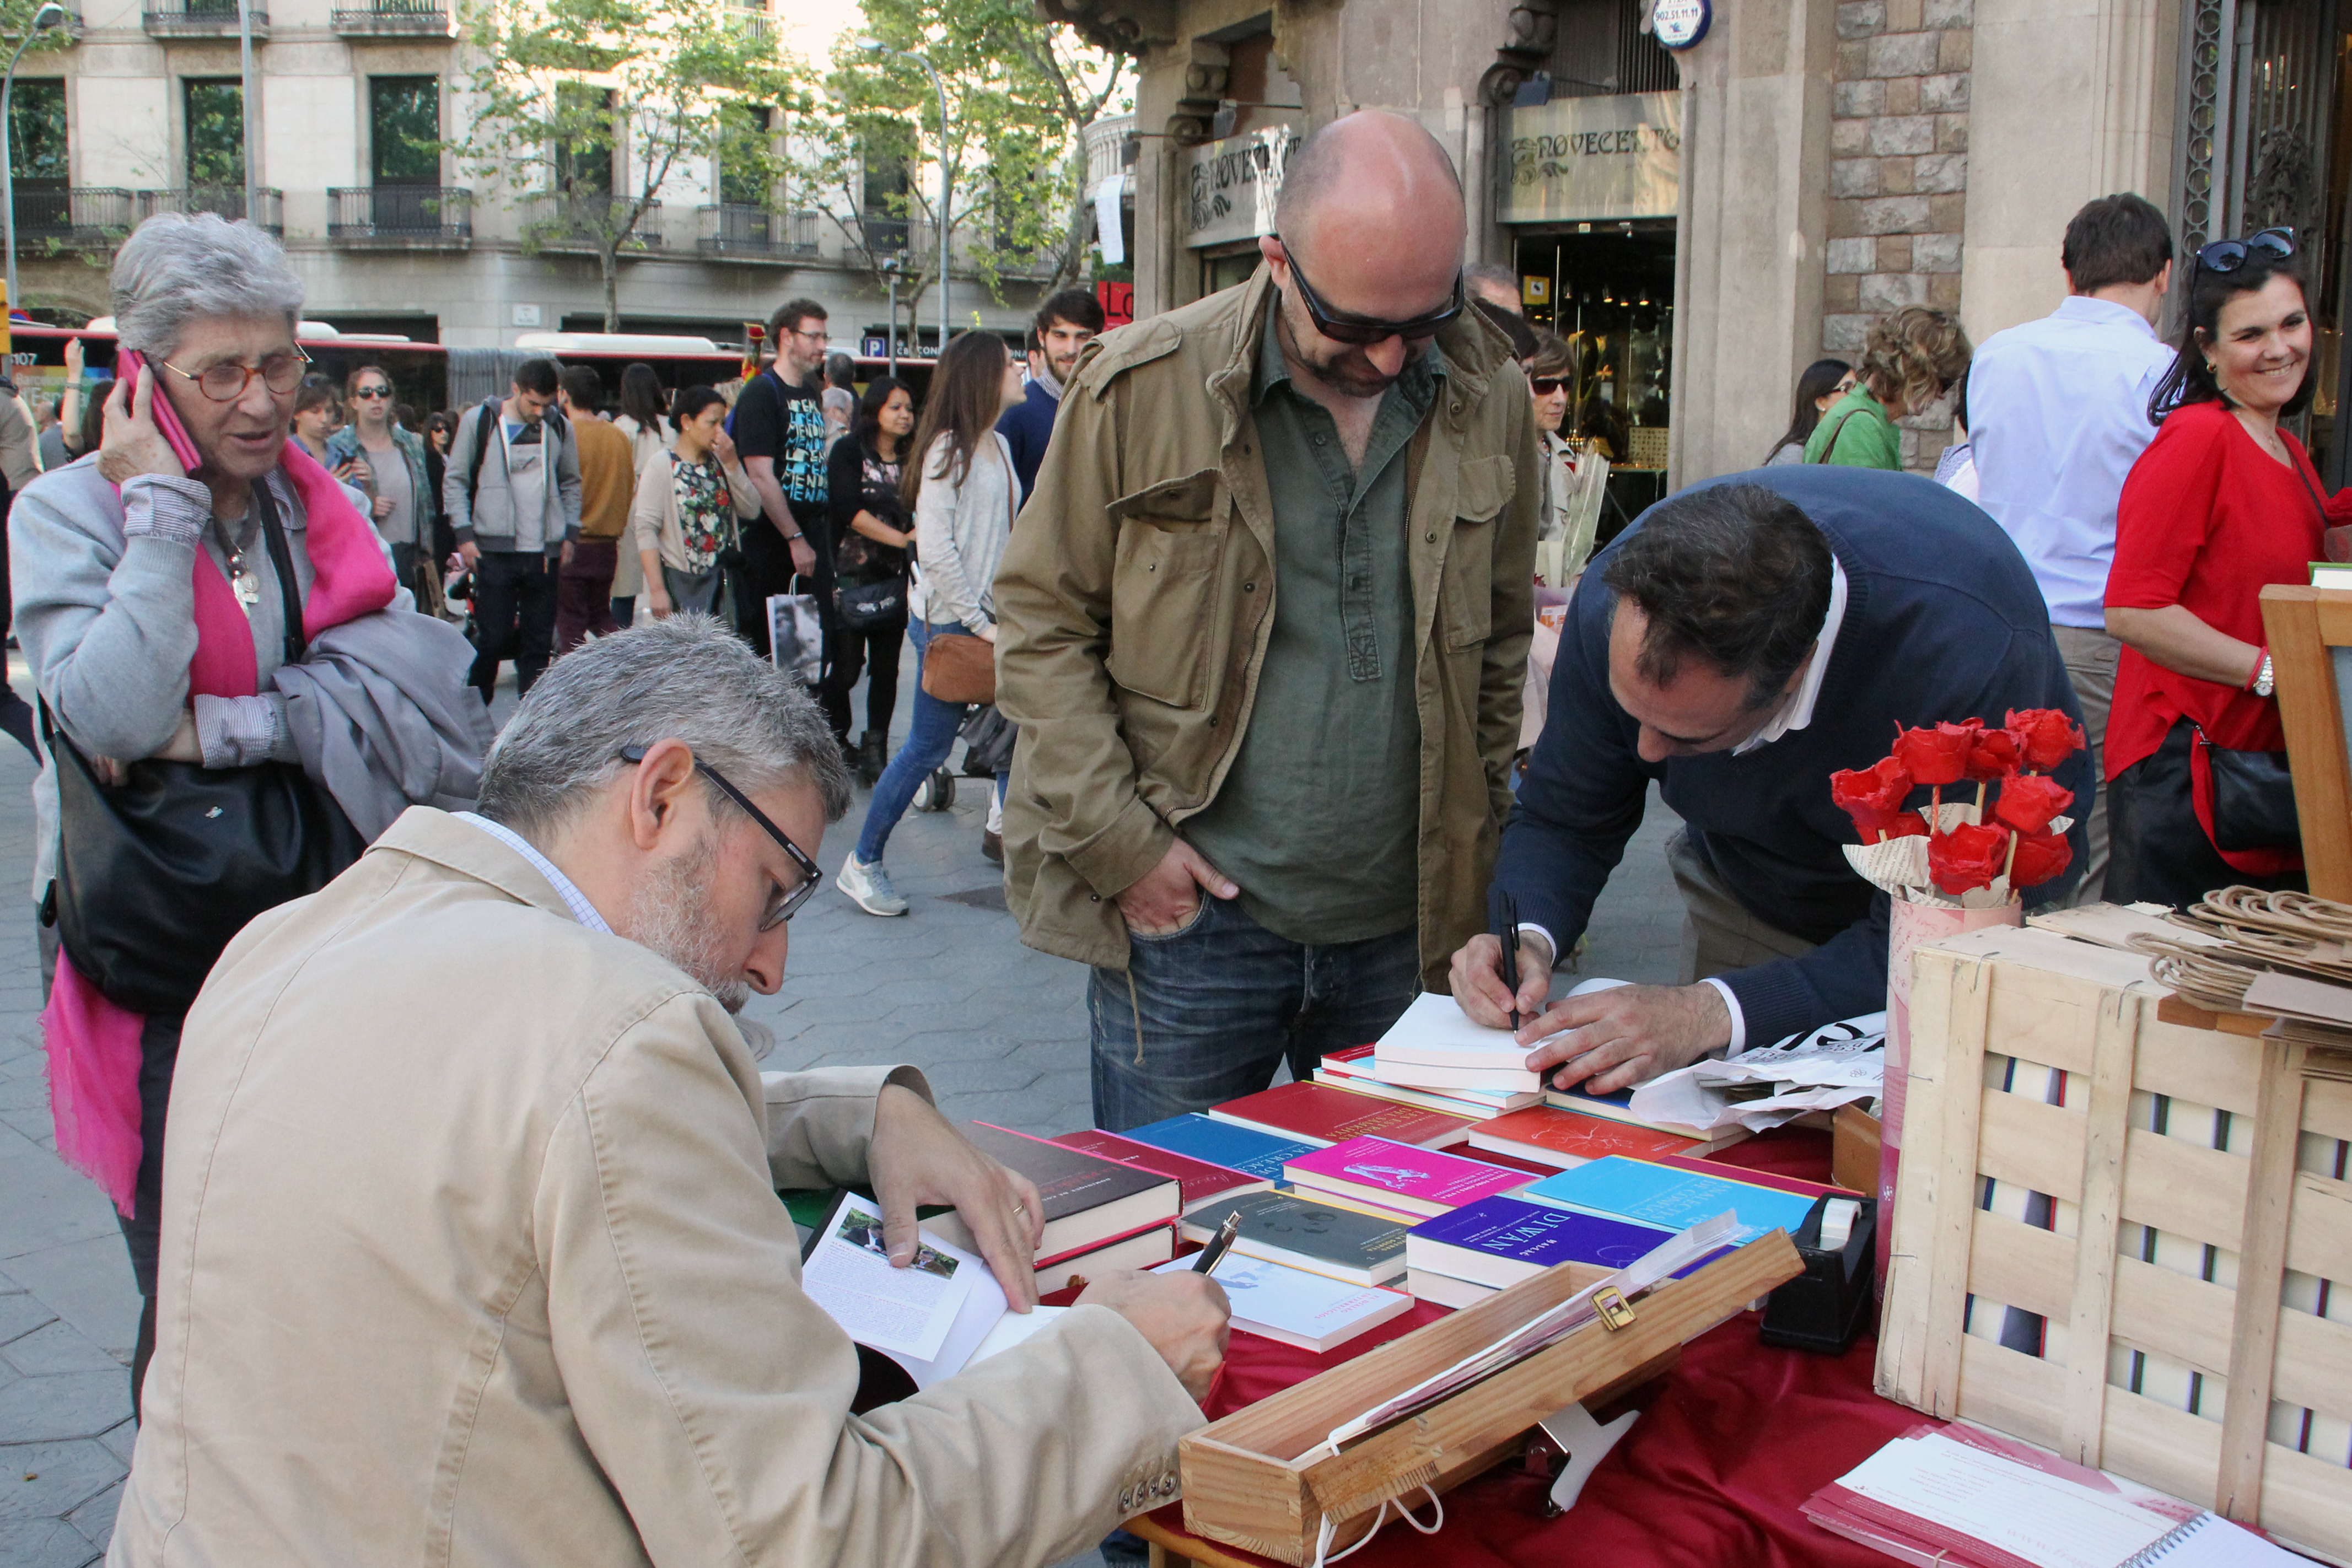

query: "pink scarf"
left=43, top=349, right=396, bottom=1215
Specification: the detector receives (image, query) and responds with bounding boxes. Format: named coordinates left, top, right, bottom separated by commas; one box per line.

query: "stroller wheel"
left=914, top=768, right=957, bottom=813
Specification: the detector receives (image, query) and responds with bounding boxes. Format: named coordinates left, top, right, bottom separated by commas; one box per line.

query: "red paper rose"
left=1893, top=721, right=1978, bottom=786
left=1880, top=811, right=1929, bottom=839
left=1993, top=774, right=2074, bottom=835
left=1965, top=726, right=2023, bottom=780
left=1928, top=821, right=2010, bottom=895
left=2005, top=708, right=2088, bottom=772
left=1831, top=756, right=1913, bottom=836
left=2009, top=827, right=2073, bottom=890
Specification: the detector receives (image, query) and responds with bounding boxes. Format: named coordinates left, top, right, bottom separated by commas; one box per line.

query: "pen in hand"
left=1496, top=891, right=1522, bottom=1032
left=1193, top=1210, right=1241, bottom=1275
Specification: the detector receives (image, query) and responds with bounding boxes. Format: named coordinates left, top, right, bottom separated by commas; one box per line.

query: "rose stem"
left=2001, top=826, right=2021, bottom=890
left=1974, top=780, right=1988, bottom=817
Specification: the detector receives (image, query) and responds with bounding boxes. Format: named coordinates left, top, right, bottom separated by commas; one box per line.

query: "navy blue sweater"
left=1499, top=466, right=2091, bottom=1048
left=997, top=377, right=1061, bottom=498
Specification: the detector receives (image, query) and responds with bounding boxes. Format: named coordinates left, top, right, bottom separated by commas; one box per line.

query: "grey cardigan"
left=443, top=400, right=584, bottom=551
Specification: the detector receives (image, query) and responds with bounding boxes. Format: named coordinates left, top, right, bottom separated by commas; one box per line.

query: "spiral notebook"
left=1804, top=1425, right=2302, bottom=1568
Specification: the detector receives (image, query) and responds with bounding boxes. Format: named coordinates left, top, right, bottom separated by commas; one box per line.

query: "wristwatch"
left=2254, top=653, right=2276, bottom=698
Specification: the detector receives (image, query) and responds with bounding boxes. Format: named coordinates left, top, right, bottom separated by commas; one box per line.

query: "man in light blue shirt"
left=1967, top=193, right=2176, bottom=901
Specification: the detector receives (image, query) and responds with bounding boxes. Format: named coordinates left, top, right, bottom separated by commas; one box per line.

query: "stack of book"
left=1516, top=1155, right=1843, bottom=1245
left=1543, top=1080, right=1748, bottom=1153
left=1118, top=1112, right=1319, bottom=1184
left=1465, top=1104, right=1710, bottom=1170
left=928, top=1124, right=1185, bottom=1295
left=1402, top=1194, right=1678, bottom=1308
left=1369, top=992, right=1546, bottom=1095
left=1282, top=1135, right=1531, bottom=1221
left=1176, top=1189, right=1414, bottom=1286
left=1150, top=1253, right=1414, bottom=1353
left=1314, top=1044, right=1541, bottom=1119
left=1205, top=1081, right=1474, bottom=1150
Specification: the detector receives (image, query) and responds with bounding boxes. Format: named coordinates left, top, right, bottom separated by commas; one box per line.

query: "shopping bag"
left=767, top=592, right=823, bottom=685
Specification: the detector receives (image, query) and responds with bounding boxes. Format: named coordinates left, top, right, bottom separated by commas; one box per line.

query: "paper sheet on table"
left=1628, top=1013, right=1885, bottom=1134
left=799, top=1194, right=976, bottom=1365
left=1834, top=1430, right=2173, bottom=1567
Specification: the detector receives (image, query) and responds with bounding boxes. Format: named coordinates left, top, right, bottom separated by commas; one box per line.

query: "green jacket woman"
left=1806, top=306, right=1972, bottom=469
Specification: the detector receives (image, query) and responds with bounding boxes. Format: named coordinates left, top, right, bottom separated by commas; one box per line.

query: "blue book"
left=1518, top=1156, right=1815, bottom=1244
left=1404, top=1195, right=1673, bottom=1290
left=1122, top=1113, right=1318, bottom=1185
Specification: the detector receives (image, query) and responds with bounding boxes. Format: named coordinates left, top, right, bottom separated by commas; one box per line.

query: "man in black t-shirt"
left=728, top=297, right=829, bottom=662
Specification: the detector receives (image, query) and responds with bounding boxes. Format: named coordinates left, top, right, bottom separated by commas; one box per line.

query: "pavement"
left=0, top=646, right=1686, bottom=1566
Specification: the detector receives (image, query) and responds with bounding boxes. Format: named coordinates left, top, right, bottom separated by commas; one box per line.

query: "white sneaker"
left=835, top=853, right=909, bottom=917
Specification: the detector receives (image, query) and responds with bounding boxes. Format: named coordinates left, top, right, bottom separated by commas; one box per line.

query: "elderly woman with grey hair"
left=10, top=212, right=492, bottom=1418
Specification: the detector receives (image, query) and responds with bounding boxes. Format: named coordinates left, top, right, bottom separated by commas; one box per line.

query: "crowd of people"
left=7, top=104, right=2348, bottom=1568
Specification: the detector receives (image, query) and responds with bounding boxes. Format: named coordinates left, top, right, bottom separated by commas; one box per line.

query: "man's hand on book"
left=1077, top=1270, right=1231, bottom=1402
left=868, top=1084, right=1047, bottom=1310
left=1450, top=931, right=1557, bottom=1027
left=1520, top=982, right=1732, bottom=1095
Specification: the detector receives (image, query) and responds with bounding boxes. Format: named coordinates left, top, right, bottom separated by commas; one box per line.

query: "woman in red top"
left=2105, top=228, right=2343, bottom=907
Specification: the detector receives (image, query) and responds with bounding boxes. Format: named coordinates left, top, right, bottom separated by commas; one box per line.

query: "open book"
left=798, top=1191, right=1065, bottom=1388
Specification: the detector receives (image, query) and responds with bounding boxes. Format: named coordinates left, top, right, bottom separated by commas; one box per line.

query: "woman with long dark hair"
left=629, top=384, right=758, bottom=620
left=609, top=363, right=671, bottom=625
left=1765, top=358, right=1853, bottom=465
left=2105, top=227, right=2348, bottom=906
left=835, top=332, right=1025, bottom=915
left=825, top=374, right=916, bottom=787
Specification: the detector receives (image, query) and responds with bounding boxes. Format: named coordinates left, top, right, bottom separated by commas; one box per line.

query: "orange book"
left=1465, top=1105, right=1704, bottom=1171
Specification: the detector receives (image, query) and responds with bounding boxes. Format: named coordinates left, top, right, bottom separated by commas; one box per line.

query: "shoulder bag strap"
left=2295, top=459, right=2331, bottom=526
left=249, top=476, right=308, bottom=666
left=1807, top=409, right=1860, bottom=464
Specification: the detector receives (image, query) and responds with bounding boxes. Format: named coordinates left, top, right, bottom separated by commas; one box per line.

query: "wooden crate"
left=1877, top=924, right=2352, bottom=1564
left=1180, top=1232, right=1803, bottom=1565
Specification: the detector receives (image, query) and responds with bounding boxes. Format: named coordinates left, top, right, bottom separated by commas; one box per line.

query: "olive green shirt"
left=1182, top=308, right=1433, bottom=945
left=1804, top=386, right=1904, bottom=469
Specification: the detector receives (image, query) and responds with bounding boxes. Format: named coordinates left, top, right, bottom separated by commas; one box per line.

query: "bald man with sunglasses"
left=995, top=110, right=1541, bottom=1130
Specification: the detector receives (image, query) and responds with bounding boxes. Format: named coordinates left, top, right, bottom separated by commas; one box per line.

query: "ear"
left=624, top=738, right=700, bottom=852
left=1258, top=233, right=1285, bottom=276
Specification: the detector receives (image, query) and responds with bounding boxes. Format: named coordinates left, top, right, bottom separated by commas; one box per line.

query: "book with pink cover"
left=1283, top=1135, right=1531, bottom=1219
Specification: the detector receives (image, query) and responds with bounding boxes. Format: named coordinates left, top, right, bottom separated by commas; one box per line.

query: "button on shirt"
left=1180, top=305, right=1435, bottom=946
left=1968, top=295, right=2175, bottom=628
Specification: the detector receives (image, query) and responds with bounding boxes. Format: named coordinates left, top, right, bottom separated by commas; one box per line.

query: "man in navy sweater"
left=998, top=287, right=1106, bottom=496
left=1450, top=468, right=2090, bottom=1091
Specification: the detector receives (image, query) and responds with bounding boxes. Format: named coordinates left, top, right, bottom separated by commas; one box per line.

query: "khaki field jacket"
left=994, top=267, right=1540, bottom=988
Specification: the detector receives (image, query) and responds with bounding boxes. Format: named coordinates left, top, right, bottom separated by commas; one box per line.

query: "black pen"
left=1497, top=891, right=1522, bottom=1031
left=1193, top=1210, right=1242, bottom=1275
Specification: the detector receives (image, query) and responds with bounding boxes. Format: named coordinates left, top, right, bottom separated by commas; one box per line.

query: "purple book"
left=1403, top=1195, right=1676, bottom=1290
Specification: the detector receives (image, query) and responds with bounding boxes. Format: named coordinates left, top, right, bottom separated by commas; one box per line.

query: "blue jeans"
left=854, top=619, right=1006, bottom=863
left=1089, top=896, right=1420, bottom=1131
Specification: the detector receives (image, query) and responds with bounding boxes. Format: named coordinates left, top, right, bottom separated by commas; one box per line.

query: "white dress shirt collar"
left=1731, top=554, right=1850, bottom=757
left=455, top=811, right=613, bottom=934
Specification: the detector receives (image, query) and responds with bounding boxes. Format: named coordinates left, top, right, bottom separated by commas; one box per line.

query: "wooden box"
left=1877, top=924, right=2352, bottom=1564
left=1178, top=1231, right=1803, bottom=1565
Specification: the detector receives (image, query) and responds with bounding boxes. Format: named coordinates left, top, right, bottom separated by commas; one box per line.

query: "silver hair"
left=110, top=212, right=307, bottom=360
left=476, top=614, right=852, bottom=842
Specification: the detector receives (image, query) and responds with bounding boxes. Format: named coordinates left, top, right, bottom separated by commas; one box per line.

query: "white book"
left=1154, top=1254, right=1413, bottom=1353
left=1374, top=992, right=1537, bottom=1076
left=1406, top=1265, right=1499, bottom=1310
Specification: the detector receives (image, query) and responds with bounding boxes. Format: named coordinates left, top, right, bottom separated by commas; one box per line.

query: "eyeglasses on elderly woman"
left=161, top=344, right=312, bottom=403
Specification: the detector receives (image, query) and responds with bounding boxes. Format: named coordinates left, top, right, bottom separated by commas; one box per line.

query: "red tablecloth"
left=1137, top=1125, right=1923, bottom=1566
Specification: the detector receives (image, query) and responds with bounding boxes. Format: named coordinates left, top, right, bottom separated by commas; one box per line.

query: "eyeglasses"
left=1274, top=234, right=1464, bottom=346
left=618, top=745, right=822, bottom=930
left=352, top=385, right=392, bottom=400
left=787, top=326, right=828, bottom=344
left=1528, top=376, right=1568, bottom=396
left=2196, top=227, right=2296, bottom=275
left=161, top=344, right=312, bottom=403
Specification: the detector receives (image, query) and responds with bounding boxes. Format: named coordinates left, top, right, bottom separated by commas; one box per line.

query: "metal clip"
left=1592, top=1286, right=1636, bottom=1332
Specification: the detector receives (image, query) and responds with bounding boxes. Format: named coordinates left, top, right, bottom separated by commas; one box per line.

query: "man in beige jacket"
left=110, top=615, right=1227, bottom=1567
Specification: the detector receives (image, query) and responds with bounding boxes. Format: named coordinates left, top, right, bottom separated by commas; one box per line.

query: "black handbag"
left=2201, top=728, right=2300, bottom=852
left=46, top=482, right=365, bottom=1016
left=837, top=575, right=906, bottom=630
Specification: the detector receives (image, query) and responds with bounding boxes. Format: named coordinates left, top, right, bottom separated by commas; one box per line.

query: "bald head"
left=1275, top=110, right=1466, bottom=264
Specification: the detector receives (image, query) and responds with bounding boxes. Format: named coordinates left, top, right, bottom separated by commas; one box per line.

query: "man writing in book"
left=109, top=616, right=1230, bottom=1568
left=1450, top=472, right=2090, bottom=1091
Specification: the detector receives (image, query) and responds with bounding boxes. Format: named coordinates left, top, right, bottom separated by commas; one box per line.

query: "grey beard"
left=625, top=832, right=751, bottom=1015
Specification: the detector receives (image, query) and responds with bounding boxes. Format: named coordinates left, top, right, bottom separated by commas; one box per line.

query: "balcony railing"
left=722, top=7, right=771, bottom=44
left=327, top=185, right=471, bottom=243
left=136, top=186, right=283, bottom=234
left=12, top=187, right=132, bottom=247
left=332, top=0, right=448, bottom=34
left=143, top=0, right=265, bottom=36
left=695, top=204, right=817, bottom=261
left=524, top=193, right=664, bottom=251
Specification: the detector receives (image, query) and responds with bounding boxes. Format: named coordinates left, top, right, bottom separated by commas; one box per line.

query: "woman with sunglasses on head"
left=326, top=363, right=432, bottom=590
left=10, top=214, right=491, bottom=1419
left=2104, top=227, right=2346, bottom=907
left=1765, top=358, right=1854, bottom=466
left=1806, top=307, right=1971, bottom=467
left=836, top=332, right=1026, bottom=917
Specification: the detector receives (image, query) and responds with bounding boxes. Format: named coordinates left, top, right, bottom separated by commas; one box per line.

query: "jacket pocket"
left=1105, top=469, right=1226, bottom=708
left=1442, top=454, right=1515, bottom=649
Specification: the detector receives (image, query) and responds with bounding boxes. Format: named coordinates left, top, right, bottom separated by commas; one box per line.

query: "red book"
left=1044, top=1127, right=1270, bottom=1208
left=1467, top=1106, right=1701, bottom=1170
left=1650, top=1151, right=1862, bottom=1199
left=1207, top=1081, right=1473, bottom=1150
left=1283, top=1136, right=1530, bottom=1219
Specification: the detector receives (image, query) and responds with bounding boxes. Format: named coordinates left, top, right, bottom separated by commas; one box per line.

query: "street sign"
left=1652, top=0, right=1711, bottom=49
left=862, top=336, right=887, bottom=358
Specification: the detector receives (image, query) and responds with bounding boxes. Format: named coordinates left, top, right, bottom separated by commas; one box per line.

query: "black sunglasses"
left=2196, top=227, right=2296, bottom=275
left=618, top=745, right=821, bottom=930
left=1274, top=234, right=1464, bottom=346
left=1529, top=375, right=1568, bottom=396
